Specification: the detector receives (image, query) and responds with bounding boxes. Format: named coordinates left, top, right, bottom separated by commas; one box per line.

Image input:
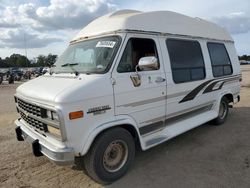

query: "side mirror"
left=138, top=56, right=159, bottom=71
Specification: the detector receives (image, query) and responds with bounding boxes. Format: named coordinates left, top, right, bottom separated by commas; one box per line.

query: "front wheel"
left=84, top=127, right=135, bottom=184
left=213, top=97, right=229, bottom=125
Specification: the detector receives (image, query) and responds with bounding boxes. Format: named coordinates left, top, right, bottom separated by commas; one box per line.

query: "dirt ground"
left=0, top=66, right=250, bottom=188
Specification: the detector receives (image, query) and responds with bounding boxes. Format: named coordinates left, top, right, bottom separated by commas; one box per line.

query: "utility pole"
left=24, top=32, right=28, bottom=67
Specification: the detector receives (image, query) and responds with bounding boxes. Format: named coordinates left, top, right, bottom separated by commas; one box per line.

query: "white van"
left=14, top=10, right=241, bottom=184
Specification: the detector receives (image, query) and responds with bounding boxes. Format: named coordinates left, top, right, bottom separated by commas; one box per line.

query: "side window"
left=117, top=38, right=159, bottom=73
left=166, top=39, right=205, bottom=83
left=207, top=42, right=232, bottom=77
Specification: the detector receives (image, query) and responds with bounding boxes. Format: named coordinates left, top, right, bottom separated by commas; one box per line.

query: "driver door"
left=112, top=34, right=167, bottom=136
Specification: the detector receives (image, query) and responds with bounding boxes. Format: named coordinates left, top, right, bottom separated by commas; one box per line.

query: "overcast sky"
left=0, top=0, right=250, bottom=59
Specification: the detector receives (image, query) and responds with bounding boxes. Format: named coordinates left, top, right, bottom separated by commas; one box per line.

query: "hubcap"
left=103, top=140, right=128, bottom=172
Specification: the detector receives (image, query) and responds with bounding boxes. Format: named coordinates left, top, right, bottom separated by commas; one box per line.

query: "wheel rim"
left=219, top=101, right=227, bottom=119
left=103, top=140, right=128, bottom=173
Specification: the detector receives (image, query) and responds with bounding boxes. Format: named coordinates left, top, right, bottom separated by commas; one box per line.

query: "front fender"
left=81, top=115, right=142, bottom=155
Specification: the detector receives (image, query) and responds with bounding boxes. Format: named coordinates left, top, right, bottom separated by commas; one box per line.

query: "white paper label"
left=96, top=41, right=116, bottom=48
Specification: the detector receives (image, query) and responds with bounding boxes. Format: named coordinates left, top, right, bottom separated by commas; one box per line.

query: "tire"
left=84, top=127, right=135, bottom=184
left=213, top=97, right=229, bottom=125
left=0, top=76, right=3, bottom=85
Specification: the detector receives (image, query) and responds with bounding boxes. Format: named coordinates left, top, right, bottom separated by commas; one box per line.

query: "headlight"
left=47, top=111, right=52, bottom=119
left=51, top=111, right=59, bottom=121
left=46, top=110, right=61, bottom=138
left=47, top=110, right=59, bottom=121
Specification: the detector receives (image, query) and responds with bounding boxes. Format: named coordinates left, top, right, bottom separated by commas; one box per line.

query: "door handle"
left=155, top=77, right=166, bottom=83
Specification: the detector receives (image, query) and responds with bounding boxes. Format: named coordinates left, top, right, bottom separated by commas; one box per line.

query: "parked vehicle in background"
left=0, top=68, right=33, bottom=84
left=14, top=10, right=241, bottom=184
left=28, top=68, right=36, bottom=75
left=0, top=69, right=7, bottom=84
left=0, top=69, right=15, bottom=84
left=10, top=68, right=24, bottom=81
left=23, top=70, right=32, bottom=80
left=42, top=67, right=50, bottom=74
left=0, top=72, right=3, bottom=84
left=240, top=60, right=250, bottom=65
left=33, top=67, right=44, bottom=77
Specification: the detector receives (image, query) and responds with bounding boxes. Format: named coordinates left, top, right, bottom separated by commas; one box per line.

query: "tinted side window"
left=207, top=42, right=232, bottom=77
left=166, top=39, right=205, bottom=83
left=117, top=38, right=159, bottom=73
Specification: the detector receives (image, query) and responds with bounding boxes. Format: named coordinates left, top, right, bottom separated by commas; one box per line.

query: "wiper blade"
left=61, top=63, right=79, bottom=67
left=61, top=62, right=79, bottom=76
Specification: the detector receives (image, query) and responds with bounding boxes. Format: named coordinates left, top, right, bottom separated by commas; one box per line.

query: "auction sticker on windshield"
left=96, top=41, right=116, bottom=48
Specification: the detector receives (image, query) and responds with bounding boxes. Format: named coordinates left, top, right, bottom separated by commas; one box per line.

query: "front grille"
left=15, top=96, right=61, bottom=138
left=19, top=110, right=48, bottom=132
left=16, top=98, right=46, bottom=118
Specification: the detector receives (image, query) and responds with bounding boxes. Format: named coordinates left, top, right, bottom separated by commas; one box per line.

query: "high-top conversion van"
left=15, top=10, right=241, bottom=184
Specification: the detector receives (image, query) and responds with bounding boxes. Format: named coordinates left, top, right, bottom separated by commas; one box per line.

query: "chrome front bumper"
left=15, top=119, right=74, bottom=165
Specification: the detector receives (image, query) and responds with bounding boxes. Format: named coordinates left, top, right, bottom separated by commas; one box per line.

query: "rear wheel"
left=213, top=97, right=229, bottom=125
left=84, top=127, right=135, bottom=184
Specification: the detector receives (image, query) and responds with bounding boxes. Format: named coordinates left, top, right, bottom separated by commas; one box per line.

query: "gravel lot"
left=0, top=66, right=250, bottom=188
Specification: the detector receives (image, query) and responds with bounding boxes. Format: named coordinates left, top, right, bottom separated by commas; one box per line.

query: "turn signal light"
left=69, top=111, right=84, bottom=120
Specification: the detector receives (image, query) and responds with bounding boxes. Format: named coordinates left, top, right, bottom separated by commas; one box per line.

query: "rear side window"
left=166, top=39, right=205, bottom=83
left=207, top=42, right=232, bottom=77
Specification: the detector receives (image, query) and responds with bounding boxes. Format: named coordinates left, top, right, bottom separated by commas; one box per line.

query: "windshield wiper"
left=61, top=63, right=79, bottom=67
left=61, top=63, right=79, bottom=76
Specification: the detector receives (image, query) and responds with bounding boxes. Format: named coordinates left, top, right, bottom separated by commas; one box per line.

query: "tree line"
left=0, top=54, right=57, bottom=68
left=238, top=55, right=250, bottom=61
left=1, top=53, right=249, bottom=68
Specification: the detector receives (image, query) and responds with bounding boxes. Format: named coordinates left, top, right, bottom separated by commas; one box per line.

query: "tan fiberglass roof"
left=71, top=10, right=233, bottom=42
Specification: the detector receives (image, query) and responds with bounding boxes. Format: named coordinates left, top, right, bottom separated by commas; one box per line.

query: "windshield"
left=53, top=36, right=121, bottom=74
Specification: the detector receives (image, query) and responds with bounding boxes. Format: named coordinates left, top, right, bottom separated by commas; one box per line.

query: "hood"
left=16, top=73, right=112, bottom=105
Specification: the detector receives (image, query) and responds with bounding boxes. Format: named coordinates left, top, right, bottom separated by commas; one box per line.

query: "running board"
left=143, top=110, right=218, bottom=149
